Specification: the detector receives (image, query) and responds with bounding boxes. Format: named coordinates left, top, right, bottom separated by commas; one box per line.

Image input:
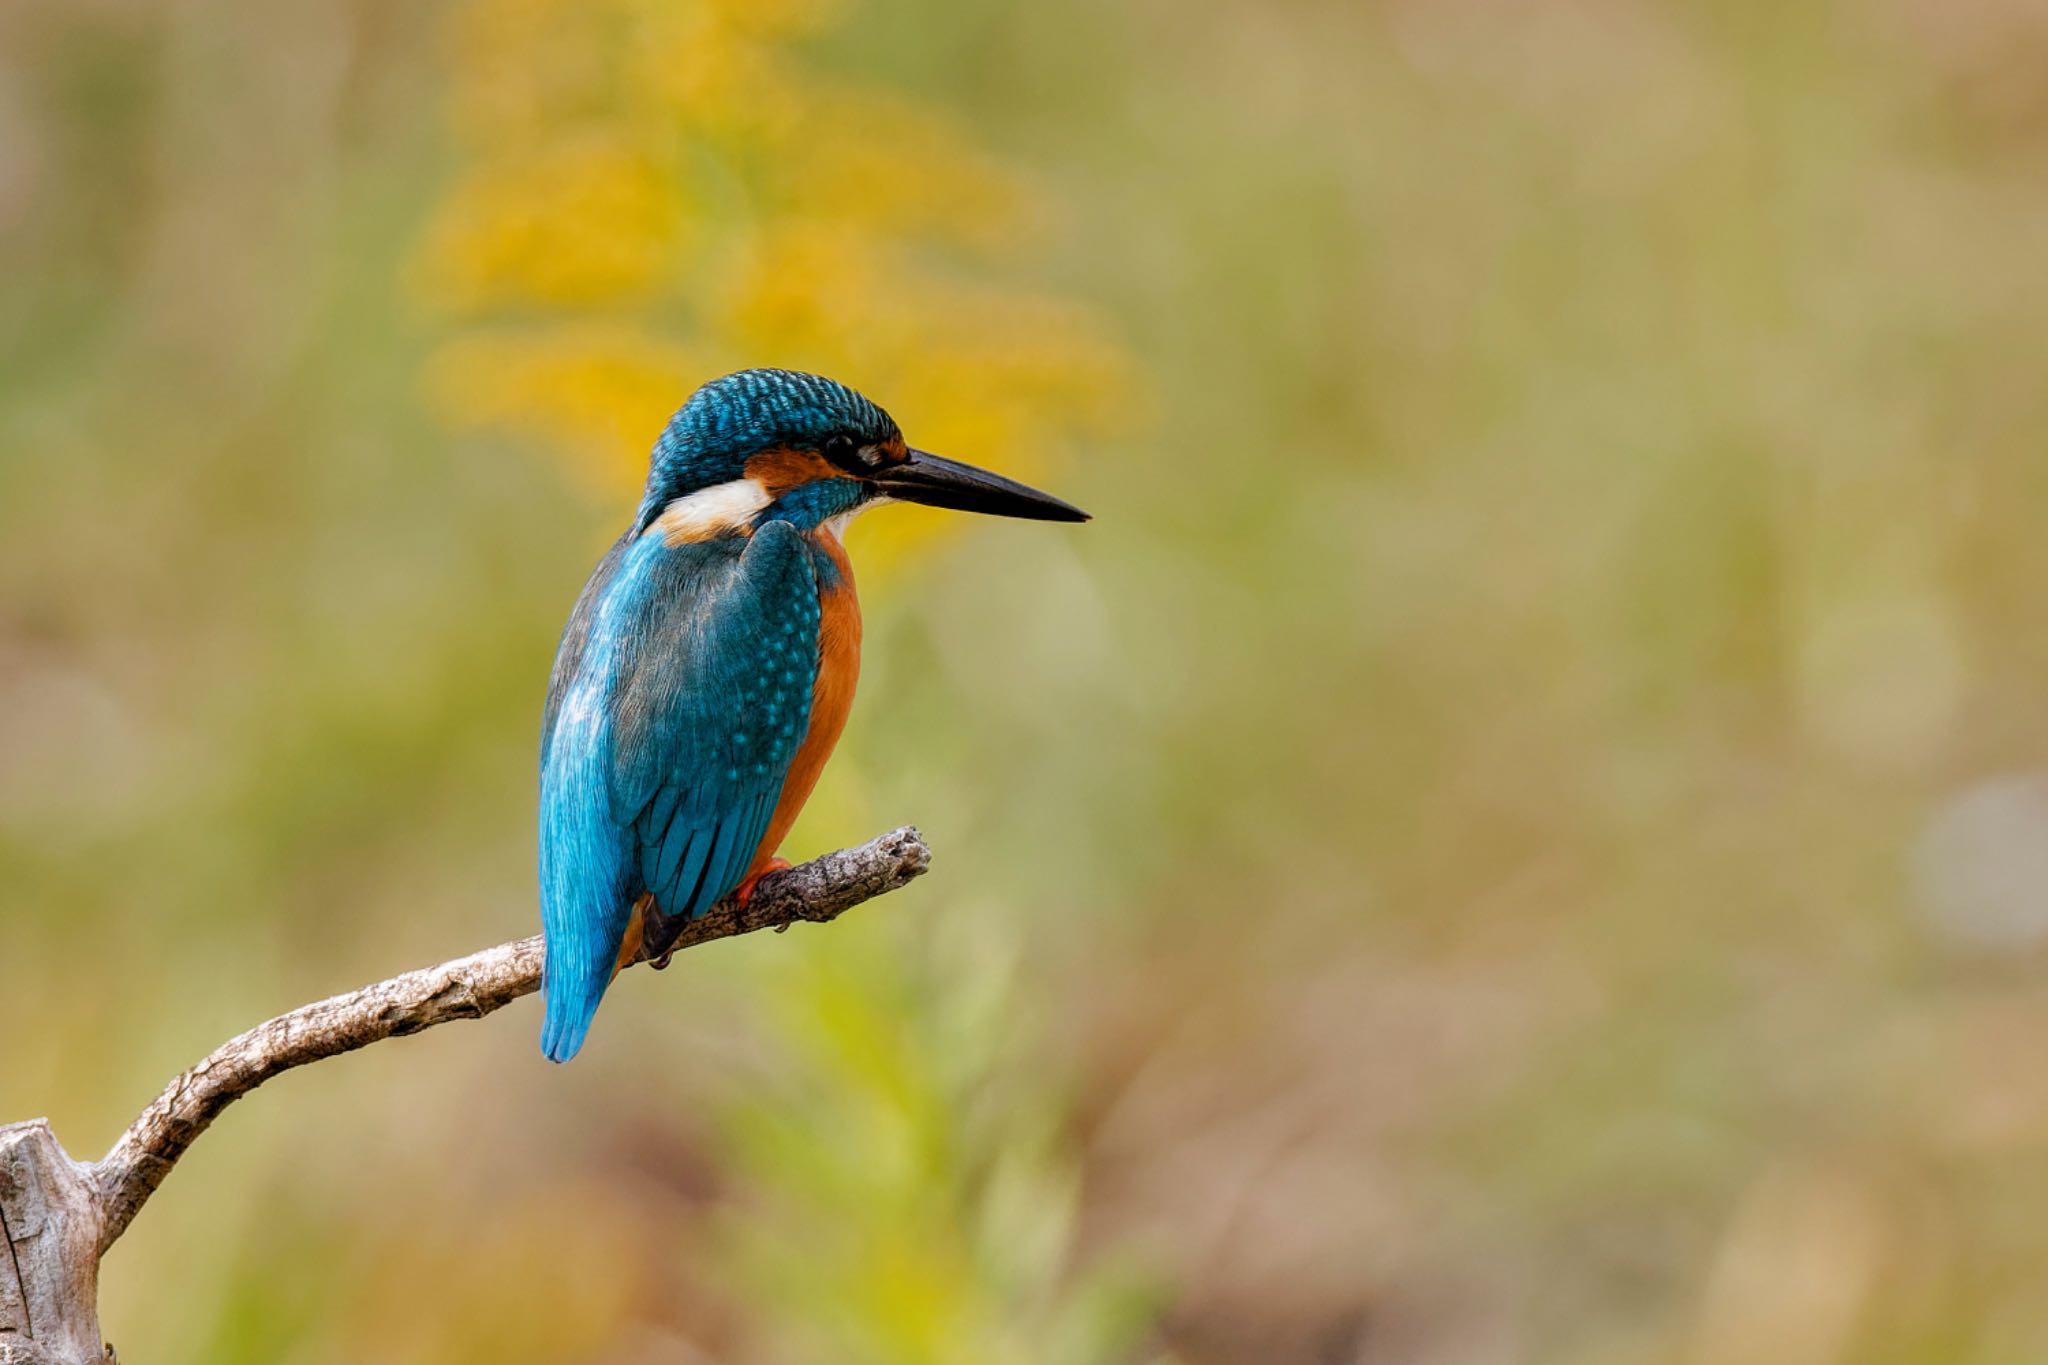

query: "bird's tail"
left=536, top=906, right=625, bottom=1064
left=540, top=948, right=606, bottom=1064
left=537, top=739, right=640, bottom=1062
left=540, top=892, right=653, bottom=1062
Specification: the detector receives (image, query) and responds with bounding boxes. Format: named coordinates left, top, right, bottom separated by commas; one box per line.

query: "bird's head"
left=638, top=368, right=1088, bottom=542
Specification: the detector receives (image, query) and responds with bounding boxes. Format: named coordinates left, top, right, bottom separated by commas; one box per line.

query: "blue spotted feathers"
left=539, top=523, right=823, bottom=1061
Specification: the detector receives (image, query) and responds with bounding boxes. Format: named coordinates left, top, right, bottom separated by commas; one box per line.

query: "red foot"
left=734, top=857, right=792, bottom=908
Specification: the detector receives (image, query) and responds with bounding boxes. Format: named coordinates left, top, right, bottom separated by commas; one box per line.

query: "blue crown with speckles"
left=642, top=369, right=901, bottom=512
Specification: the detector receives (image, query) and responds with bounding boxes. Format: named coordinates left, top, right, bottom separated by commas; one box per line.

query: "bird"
left=536, top=368, right=1089, bottom=1061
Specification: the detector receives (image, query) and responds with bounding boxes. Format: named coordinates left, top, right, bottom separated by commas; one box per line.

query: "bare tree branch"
left=4, top=827, right=929, bottom=1362
left=86, top=825, right=930, bottom=1256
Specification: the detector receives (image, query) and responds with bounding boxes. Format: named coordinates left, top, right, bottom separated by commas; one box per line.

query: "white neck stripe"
left=649, top=478, right=773, bottom=544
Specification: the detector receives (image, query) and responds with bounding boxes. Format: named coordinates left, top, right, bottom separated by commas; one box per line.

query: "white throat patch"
left=650, top=478, right=774, bottom=544
left=823, top=495, right=891, bottom=541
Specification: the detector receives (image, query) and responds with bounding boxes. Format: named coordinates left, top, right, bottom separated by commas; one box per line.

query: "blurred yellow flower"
left=414, top=136, right=680, bottom=313
left=425, top=322, right=709, bottom=493
left=417, top=0, right=1131, bottom=576
left=759, top=88, right=1034, bottom=251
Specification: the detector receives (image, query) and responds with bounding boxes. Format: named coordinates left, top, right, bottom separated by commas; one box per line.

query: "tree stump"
left=0, top=1121, right=109, bottom=1365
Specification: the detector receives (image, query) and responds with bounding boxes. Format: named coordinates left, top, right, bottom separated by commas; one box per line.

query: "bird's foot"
left=733, top=858, right=792, bottom=909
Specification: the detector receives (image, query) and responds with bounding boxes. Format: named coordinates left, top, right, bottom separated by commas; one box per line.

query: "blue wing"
left=538, top=521, right=820, bottom=1062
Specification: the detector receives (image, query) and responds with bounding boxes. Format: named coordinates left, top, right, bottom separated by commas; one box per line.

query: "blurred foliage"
left=10, top=0, right=2048, bottom=1363
left=711, top=925, right=1159, bottom=1365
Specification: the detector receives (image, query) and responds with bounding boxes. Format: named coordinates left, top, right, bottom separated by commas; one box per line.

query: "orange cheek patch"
left=745, top=446, right=840, bottom=496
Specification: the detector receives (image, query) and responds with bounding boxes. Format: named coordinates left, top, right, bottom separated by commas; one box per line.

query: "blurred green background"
left=8, top=0, right=2048, bottom=1361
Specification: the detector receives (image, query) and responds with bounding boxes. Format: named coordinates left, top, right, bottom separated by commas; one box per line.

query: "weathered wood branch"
left=1, top=826, right=930, bottom=1365
left=0, top=1125, right=104, bottom=1365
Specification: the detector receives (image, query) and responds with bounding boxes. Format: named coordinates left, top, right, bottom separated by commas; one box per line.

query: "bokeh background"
left=7, top=0, right=2048, bottom=1360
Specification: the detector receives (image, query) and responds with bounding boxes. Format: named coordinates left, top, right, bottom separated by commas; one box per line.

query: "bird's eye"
left=821, top=434, right=876, bottom=474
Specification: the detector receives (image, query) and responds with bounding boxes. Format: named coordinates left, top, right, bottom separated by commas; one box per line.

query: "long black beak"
left=872, top=449, right=1090, bottom=523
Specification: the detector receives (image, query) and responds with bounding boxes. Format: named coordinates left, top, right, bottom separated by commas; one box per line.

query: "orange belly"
left=747, top=530, right=861, bottom=872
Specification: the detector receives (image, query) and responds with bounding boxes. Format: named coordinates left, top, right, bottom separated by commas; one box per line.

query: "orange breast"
left=748, top=530, right=861, bottom=872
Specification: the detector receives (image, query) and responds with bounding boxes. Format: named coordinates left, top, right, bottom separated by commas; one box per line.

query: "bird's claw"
left=734, top=857, right=792, bottom=910
left=639, top=857, right=793, bottom=968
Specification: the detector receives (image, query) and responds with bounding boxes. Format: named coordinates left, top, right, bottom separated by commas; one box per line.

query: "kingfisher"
left=536, top=368, right=1088, bottom=1061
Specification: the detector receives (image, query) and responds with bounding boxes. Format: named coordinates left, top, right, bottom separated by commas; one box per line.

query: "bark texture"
left=0, top=1122, right=107, bottom=1364
left=1, top=826, right=929, bottom=1365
